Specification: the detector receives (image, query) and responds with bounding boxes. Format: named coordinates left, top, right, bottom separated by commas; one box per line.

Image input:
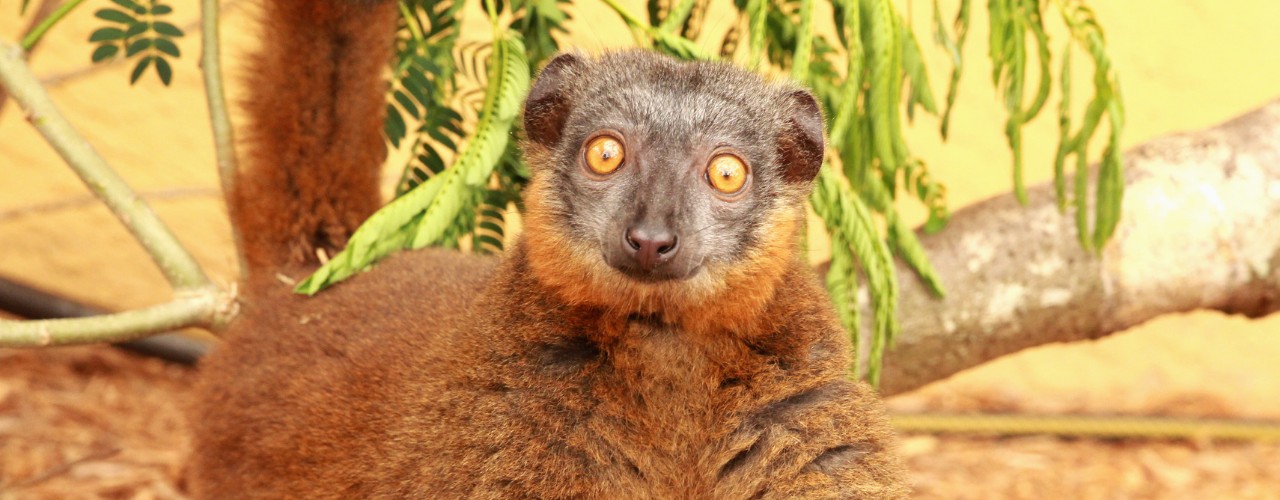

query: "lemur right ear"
left=776, top=89, right=826, bottom=184
left=524, top=53, right=584, bottom=148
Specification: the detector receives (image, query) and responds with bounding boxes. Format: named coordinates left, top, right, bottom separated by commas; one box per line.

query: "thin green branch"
left=484, top=0, right=498, bottom=30
left=0, top=287, right=232, bottom=347
left=1, top=0, right=59, bottom=117
left=598, top=0, right=647, bottom=27
left=398, top=1, right=426, bottom=42
left=598, top=0, right=711, bottom=59
left=744, top=0, right=765, bottom=68
left=200, top=0, right=244, bottom=279
left=0, top=42, right=211, bottom=290
left=791, top=0, right=813, bottom=81
left=19, top=0, right=85, bottom=51
left=658, top=0, right=696, bottom=33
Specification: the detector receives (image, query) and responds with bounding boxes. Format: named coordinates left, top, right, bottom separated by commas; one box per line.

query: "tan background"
left=2, top=0, right=1279, bottom=426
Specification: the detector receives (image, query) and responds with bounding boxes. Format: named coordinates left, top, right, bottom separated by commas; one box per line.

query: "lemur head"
left=520, top=51, right=824, bottom=328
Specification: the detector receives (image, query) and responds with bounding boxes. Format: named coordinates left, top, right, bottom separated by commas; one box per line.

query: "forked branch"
left=0, top=41, right=210, bottom=290
left=0, top=287, right=233, bottom=347
left=0, top=40, right=234, bottom=347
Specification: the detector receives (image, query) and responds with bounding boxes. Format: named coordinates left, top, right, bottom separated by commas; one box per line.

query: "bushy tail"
left=231, top=0, right=397, bottom=277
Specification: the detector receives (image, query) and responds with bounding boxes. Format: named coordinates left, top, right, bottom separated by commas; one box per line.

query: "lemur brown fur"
left=232, top=0, right=394, bottom=274
left=189, top=0, right=907, bottom=497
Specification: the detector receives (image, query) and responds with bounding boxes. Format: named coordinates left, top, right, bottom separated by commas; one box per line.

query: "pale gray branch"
left=0, top=42, right=210, bottom=290
left=0, top=0, right=59, bottom=117
left=0, top=286, right=234, bottom=347
left=877, top=99, right=1280, bottom=396
left=200, top=0, right=245, bottom=278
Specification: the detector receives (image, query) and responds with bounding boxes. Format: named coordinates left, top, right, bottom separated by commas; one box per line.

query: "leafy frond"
left=901, top=15, right=939, bottom=119
left=988, top=0, right=1051, bottom=203
left=388, top=0, right=465, bottom=194
left=297, top=32, right=530, bottom=294
left=790, top=0, right=814, bottom=82
left=978, top=0, right=1122, bottom=249
left=89, top=0, right=184, bottom=86
left=507, top=0, right=571, bottom=70
left=600, top=0, right=712, bottom=59
left=744, top=0, right=766, bottom=67
left=1052, top=0, right=1124, bottom=250
left=934, top=0, right=972, bottom=138
left=812, top=167, right=898, bottom=384
left=658, top=0, right=696, bottom=34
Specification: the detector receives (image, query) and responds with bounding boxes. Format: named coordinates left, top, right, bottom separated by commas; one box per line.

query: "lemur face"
left=521, top=51, right=824, bottom=304
left=561, top=115, right=763, bottom=282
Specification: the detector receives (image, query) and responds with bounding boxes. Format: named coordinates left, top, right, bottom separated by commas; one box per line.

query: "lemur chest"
left=557, top=320, right=770, bottom=492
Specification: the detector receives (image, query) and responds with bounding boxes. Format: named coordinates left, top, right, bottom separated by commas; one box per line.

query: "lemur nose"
left=624, top=227, right=679, bottom=271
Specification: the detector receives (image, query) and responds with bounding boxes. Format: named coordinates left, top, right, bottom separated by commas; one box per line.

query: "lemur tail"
left=231, top=0, right=397, bottom=278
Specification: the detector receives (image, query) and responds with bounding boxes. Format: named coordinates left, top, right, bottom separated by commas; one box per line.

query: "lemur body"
left=189, top=0, right=906, bottom=497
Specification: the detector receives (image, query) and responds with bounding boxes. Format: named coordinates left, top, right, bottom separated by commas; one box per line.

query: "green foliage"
left=88, top=0, right=183, bottom=86
left=934, top=0, right=972, bottom=138
left=290, top=0, right=1125, bottom=383
left=813, top=167, right=899, bottom=384
left=296, top=30, right=530, bottom=294
left=602, top=0, right=711, bottom=59
left=385, top=0, right=465, bottom=193
left=1054, top=0, right=1125, bottom=250
left=508, top=0, right=572, bottom=71
left=14, top=0, right=1125, bottom=378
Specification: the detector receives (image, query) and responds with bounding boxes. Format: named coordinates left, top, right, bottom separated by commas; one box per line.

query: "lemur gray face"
left=522, top=51, right=825, bottom=284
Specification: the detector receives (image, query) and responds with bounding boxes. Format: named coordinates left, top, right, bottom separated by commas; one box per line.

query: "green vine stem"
left=19, top=0, right=86, bottom=50
left=0, top=41, right=211, bottom=290
left=0, top=286, right=232, bottom=347
left=199, top=0, right=245, bottom=278
left=658, top=0, right=696, bottom=33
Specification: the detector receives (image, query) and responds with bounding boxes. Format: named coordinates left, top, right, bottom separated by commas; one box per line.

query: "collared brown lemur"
left=188, top=0, right=908, bottom=497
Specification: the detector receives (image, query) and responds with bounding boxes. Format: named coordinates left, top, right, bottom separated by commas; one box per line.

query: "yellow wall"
left=1, top=0, right=1278, bottom=414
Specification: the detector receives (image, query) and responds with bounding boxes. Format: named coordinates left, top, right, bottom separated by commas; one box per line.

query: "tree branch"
left=0, top=276, right=213, bottom=363
left=0, top=42, right=211, bottom=290
left=19, top=0, right=84, bottom=50
left=0, top=0, right=60, bottom=117
left=877, top=99, right=1280, bottom=396
left=199, top=0, right=245, bottom=278
left=0, top=286, right=233, bottom=347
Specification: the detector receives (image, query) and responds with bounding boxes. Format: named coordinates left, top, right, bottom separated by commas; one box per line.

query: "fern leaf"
left=601, top=0, right=712, bottom=60
left=658, top=0, right=697, bottom=33
left=1053, top=43, right=1072, bottom=210
left=812, top=167, right=899, bottom=385
left=936, top=0, right=971, bottom=138
left=862, top=0, right=898, bottom=178
left=297, top=33, right=530, bottom=294
left=824, top=234, right=863, bottom=376
left=900, top=16, right=938, bottom=117
left=790, top=0, right=814, bottom=81
left=827, top=0, right=861, bottom=143
left=887, top=214, right=945, bottom=296
left=409, top=32, right=527, bottom=247
left=745, top=0, right=767, bottom=67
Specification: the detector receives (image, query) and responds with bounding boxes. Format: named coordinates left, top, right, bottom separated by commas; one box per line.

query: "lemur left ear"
left=776, top=89, right=826, bottom=183
left=524, top=53, right=584, bottom=149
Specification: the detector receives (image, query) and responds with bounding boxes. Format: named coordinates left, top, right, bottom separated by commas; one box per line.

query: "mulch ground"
left=1, top=345, right=1277, bottom=499
left=0, top=347, right=191, bottom=499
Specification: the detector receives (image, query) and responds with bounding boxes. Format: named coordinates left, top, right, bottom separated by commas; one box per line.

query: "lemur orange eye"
left=585, top=136, right=625, bottom=175
left=707, top=154, right=748, bottom=194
